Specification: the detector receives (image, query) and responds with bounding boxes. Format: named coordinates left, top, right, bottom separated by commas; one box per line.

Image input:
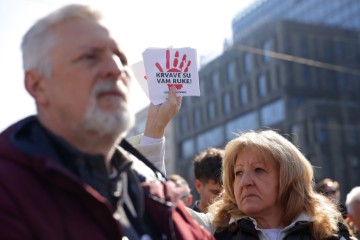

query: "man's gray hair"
left=345, top=186, right=360, bottom=214
left=21, top=4, right=102, bottom=76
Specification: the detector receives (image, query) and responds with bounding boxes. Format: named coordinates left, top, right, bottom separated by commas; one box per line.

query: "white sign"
left=142, top=47, right=200, bottom=105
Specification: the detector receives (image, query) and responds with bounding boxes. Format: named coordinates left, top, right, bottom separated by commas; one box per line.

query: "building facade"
left=128, top=0, right=360, bottom=200
left=174, top=19, right=360, bottom=200
left=232, top=0, right=360, bottom=43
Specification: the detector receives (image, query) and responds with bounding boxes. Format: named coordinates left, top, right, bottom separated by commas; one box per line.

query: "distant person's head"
left=21, top=4, right=134, bottom=153
left=317, top=178, right=341, bottom=202
left=346, top=186, right=360, bottom=231
left=169, top=174, right=193, bottom=207
left=209, top=129, right=342, bottom=239
left=193, top=147, right=224, bottom=212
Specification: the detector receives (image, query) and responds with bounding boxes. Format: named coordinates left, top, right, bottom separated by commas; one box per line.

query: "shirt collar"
left=229, top=212, right=315, bottom=229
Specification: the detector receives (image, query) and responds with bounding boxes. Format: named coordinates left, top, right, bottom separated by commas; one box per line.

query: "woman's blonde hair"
left=208, top=129, right=343, bottom=239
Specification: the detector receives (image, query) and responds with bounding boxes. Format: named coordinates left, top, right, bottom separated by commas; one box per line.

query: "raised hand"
left=144, top=86, right=182, bottom=138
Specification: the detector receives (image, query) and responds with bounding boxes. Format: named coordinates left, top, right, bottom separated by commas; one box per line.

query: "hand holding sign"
left=142, top=47, right=200, bottom=105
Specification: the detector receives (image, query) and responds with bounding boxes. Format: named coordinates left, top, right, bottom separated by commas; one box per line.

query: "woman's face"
left=233, top=148, right=282, bottom=225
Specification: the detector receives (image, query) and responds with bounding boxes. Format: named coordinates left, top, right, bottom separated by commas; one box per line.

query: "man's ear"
left=194, top=179, right=203, bottom=193
left=24, top=70, right=48, bottom=105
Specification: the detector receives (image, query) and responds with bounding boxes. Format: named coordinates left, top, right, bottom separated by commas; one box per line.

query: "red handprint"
left=155, top=49, right=192, bottom=90
left=155, top=50, right=191, bottom=73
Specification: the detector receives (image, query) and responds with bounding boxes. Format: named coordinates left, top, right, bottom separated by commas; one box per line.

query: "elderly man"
left=346, top=186, right=360, bottom=238
left=0, top=4, right=185, bottom=239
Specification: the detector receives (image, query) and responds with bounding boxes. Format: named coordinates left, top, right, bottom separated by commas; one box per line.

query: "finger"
left=168, top=86, right=177, bottom=104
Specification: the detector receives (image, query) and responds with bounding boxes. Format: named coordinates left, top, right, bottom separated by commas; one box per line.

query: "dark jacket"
left=214, top=218, right=353, bottom=240
left=191, top=200, right=201, bottom=212
left=0, top=117, right=155, bottom=239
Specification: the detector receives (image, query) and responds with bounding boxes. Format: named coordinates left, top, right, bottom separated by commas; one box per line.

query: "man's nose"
left=103, top=55, right=124, bottom=80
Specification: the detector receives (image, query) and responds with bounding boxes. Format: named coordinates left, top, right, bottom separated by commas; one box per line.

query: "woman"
left=188, top=129, right=354, bottom=239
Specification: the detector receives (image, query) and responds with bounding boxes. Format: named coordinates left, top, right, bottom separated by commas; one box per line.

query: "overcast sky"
left=0, top=0, right=257, bottom=131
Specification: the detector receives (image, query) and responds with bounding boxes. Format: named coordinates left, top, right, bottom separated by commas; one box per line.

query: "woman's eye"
left=235, top=171, right=243, bottom=176
left=255, top=168, right=264, bottom=173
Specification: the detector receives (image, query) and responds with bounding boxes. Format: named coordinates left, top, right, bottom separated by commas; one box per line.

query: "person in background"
left=0, top=4, right=185, bottom=239
left=317, top=177, right=348, bottom=219
left=192, top=147, right=224, bottom=213
left=317, top=178, right=341, bottom=200
left=169, top=174, right=193, bottom=207
left=187, top=129, right=354, bottom=239
left=345, top=186, right=360, bottom=238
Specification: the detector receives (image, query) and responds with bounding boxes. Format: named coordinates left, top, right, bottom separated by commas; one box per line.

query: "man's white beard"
left=82, top=80, right=135, bottom=138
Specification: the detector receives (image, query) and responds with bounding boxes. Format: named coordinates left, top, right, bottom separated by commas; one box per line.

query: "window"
left=182, top=96, right=190, bottom=107
left=289, top=97, right=304, bottom=108
left=240, top=83, right=249, bottom=105
left=315, top=118, right=328, bottom=144
left=182, top=139, right=195, bottom=159
left=263, top=40, right=271, bottom=62
left=323, top=40, right=332, bottom=60
left=325, top=70, right=337, bottom=90
left=258, top=74, right=267, bottom=97
left=299, top=36, right=307, bottom=57
left=349, top=155, right=360, bottom=184
left=196, top=126, right=223, bottom=152
left=207, top=100, right=216, bottom=120
left=302, top=66, right=310, bottom=87
left=336, top=72, right=347, bottom=90
left=222, top=93, right=232, bottom=115
left=335, top=41, right=345, bottom=58
left=286, top=62, right=294, bottom=83
left=350, top=156, right=360, bottom=168
left=346, top=124, right=357, bottom=146
left=200, top=77, right=206, bottom=93
left=194, top=108, right=202, bottom=128
left=180, top=115, right=189, bottom=132
left=227, top=61, right=236, bottom=82
left=244, top=53, right=252, bottom=73
left=313, top=68, right=321, bottom=88
left=225, top=111, right=259, bottom=140
left=211, top=71, right=220, bottom=91
left=260, top=99, right=285, bottom=126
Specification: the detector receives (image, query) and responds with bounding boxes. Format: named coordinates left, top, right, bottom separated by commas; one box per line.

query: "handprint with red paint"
left=155, top=50, right=191, bottom=73
left=155, top=50, right=191, bottom=90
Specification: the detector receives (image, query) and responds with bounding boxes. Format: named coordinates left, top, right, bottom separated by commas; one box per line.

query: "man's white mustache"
left=92, top=80, right=128, bottom=100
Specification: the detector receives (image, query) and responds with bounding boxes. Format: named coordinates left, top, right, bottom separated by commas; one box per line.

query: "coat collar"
left=229, top=212, right=315, bottom=230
